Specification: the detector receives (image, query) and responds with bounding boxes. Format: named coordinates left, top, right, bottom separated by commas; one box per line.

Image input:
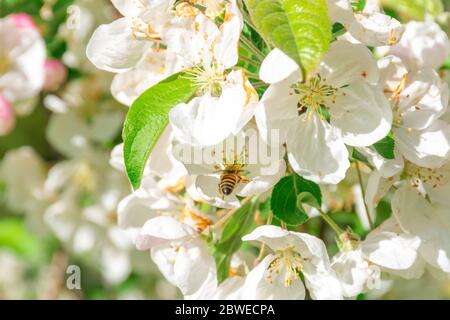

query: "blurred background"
left=0, top=0, right=449, bottom=300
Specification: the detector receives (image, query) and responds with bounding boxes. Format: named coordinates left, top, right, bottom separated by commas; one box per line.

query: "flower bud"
left=0, top=96, right=16, bottom=136
left=9, top=13, right=39, bottom=31
left=43, top=59, right=68, bottom=91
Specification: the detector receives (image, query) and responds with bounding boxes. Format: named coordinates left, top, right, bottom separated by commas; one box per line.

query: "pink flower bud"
left=0, top=96, right=16, bottom=136
left=9, top=13, right=38, bottom=31
left=43, top=59, right=68, bottom=91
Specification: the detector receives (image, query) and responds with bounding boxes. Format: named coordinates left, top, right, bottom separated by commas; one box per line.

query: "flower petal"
left=287, top=113, right=350, bottom=184
left=86, top=18, right=148, bottom=73
left=259, top=48, right=301, bottom=84
left=330, top=82, right=392, bottom=147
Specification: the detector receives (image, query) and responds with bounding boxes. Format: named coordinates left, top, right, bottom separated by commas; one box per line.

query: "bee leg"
left=239, top=176, right=251, bottom=184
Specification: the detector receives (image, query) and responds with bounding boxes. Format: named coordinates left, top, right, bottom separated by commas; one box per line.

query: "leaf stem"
left=318, top=209, right=344, bottom=235
left=355, top=161, right=374, bottom=230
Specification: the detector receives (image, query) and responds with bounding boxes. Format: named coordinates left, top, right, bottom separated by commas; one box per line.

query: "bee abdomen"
left=219, top=174, right=239, bottom=196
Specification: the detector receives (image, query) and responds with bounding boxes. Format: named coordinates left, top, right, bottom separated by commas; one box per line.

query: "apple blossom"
left=256, top=40, right=392, bottom=184
left=327, top=0, right=404, bottom=47
left=378, top=55, right=450, bottom=169
left=0, top=14, right=45, bottom=109
left=378, top=21, right=450, bottom=70
left=241, top=225, right=343, bottom=300
left=136, top=215, right=216, bottom=295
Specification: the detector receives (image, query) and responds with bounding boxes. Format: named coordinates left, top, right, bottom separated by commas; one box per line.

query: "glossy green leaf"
left=123, top=73, right=197, bottom=189
left=271, top=173, right=322, bottom=225
left=244, top=0, right=332, bottom=78
left=214, top=199, right=256, bottom=282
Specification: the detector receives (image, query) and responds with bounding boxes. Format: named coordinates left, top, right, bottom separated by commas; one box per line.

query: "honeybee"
left=217, top=163, right=250, bottom=198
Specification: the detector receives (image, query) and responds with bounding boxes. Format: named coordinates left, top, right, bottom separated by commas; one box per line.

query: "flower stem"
left=251, top=81, right=268, bottom=89
left=240, top=35, right=266, bottom=61
left=257, top=210, right=273, bottom=261
left=239, top=55, right=261, bottom=68
left=355, top=161, right=374, bottom=230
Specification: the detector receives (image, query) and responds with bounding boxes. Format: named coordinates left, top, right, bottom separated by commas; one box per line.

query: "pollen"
left=183, top=64, right=226, bottom=96
left=266, top=246, right=303, bottom=288
left=291, top=75, right=340, bottom=120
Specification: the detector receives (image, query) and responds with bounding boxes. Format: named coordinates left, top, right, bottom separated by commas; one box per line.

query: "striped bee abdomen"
left=219, top=174, right=241, bottom=196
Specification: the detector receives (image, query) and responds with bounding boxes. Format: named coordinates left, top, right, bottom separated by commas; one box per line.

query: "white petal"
left=46, top=112, right=90, bottom=158
left=259, top=49, right=301, bottom=84
left=392, top=186, right=450, bottom=273
left=170, top=87, right=246, bottom=147
left=348, top=12, right=404, bottom=47
left=331, top=250, right=371, bottom=297
left=86, top=18, right=148, bottom=73
left=326, top=0, right=354, bottom=23
left=319, top=40, right=379, bottom=87
left=151, top=246, right=177, bottom=285
left=214, top=10, right=242, bottom=69
left=117, top=194, right=158, bottom=228
left=287, top=113, right=350, bottom=184
left=243, top=226, right=330, bottom=266
left=173, top=239, right=217, bottom=295
left=398, top=69, right=449, bottom=131
left=136, top=216, right=197, bottom=250
left=330, top=82, right=392, bottom=146
left=394, top=120, right=450, bottom=168
left=303, top=269, right=343, bottom=300
left=382, top=21, right=450, bottom=70
left=238, top=160, right=286, bottom=197
left=255, top=75, right=298, bottom=145
left=362, top=218, right=421, bottom=270
left=241, top=255, right=306, bottom=300
left=358, top=147, right=404, bottom=178
left=111, top=0, right=143, bottom=17
left=422, top=163, right=450, bottom=207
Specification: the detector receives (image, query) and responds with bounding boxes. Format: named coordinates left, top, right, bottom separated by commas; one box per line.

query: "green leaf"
left=123, top=73, right=197, bottom=189
left=214, top=199, right=256, bottom=282
left=351, top=0, right=367, bottom=12
left=373, top=134, right=395, bottom=160
left=270, top=173, right=321, bottom=226
left=0, top=218, right=40, bottom=261
left=244, top=0, right=332, bottom=78
left=441, top=55, right=450, bottom=70
left=381, top=0, right=444, bottom=20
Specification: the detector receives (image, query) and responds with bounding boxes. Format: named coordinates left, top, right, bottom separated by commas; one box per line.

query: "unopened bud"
left=10, top=13, right=39, bottom=31
left=44, top=59, right=68, bottom=91
left=0, top=96, right=16, bottom=136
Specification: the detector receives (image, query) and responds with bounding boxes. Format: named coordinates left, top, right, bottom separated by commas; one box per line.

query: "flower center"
left=291, top=75, right=341, bottom=120
left=179, top=205, right=212, bottom=232
left=0, top=53, right=12, bottom=74
left=184, top=64, right=226, bottom=96
left=266, top=247, right=304, bottom=288
left=73, top=162, right=96, bottom=193
left=404, top=162, right=448, bottom=190
left=131, top=18, right=161, bottom=41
